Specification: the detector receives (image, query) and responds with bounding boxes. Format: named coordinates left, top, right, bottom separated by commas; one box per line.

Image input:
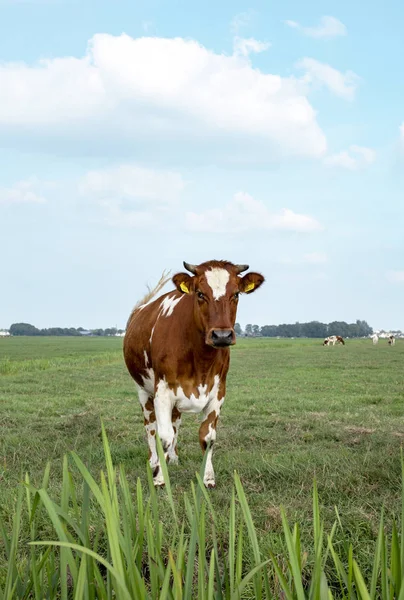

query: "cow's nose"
left=211, top=329, right=234, bottom=347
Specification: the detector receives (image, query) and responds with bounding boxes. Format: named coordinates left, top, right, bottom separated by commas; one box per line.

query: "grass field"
left=1, top=335, right=404, bottom=595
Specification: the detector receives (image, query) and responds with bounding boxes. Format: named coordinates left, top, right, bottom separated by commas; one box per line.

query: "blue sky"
left=1, top=0, right=403, bottom=331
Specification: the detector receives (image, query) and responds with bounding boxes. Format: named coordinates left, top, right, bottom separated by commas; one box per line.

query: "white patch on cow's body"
left=206, top=268, right=230, bottom=300
left=207, top=375, right=221, bottom=407
left=136, top=294, right=158, bottom=312
left=173, top=377, right=220, bottom=414
left=149, top=324, right=156, bottom=345
left=141, top=368, right=155, bottom=396
left=137, top=385, right=153, bottom=420
left=137, top=386, right=148, bottom=409
left=149, top=294, right=183, bottom=346
left=144, top=350, right=149, bottom=367
left=160, top=294, right=183, bottom=317
left=155, top=377, right=220, bottom=419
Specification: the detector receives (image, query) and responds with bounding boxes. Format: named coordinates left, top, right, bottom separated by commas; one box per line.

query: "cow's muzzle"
left=208, top=329, right=236, bottom=347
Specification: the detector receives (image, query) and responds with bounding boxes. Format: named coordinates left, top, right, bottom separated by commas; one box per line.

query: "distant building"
left=0, top=330, right=10, bottom=337
left=375, top=330, right=404, bottom=339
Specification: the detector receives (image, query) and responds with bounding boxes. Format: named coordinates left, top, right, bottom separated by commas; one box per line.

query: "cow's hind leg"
left=199, top=397, right=224, bottom=489
left=167, top=406, right=181, bottom=465
left=138, top=388, right=164, bottom=487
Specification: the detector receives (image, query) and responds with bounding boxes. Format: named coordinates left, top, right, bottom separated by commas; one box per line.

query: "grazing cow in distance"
left=388, top=335, right=396, bottom=346
left=123, top=260, right=265, bottom=488
left=323, top=335, right=345, bottom=346
left=371, top=334, right=379, bottom=345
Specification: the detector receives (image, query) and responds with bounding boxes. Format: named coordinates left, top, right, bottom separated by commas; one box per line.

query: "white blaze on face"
left=206, top=268, right=230, bottom=300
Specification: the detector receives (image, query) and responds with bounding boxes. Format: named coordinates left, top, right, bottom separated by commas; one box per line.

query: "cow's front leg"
left=199, top=396, right=224, bottom=489
left=154, top=380, right=175, bottom=485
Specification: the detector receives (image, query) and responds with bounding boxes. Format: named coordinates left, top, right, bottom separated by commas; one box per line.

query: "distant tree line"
left=8, top=320, right=373, bottom=338
left=236, top=319, right=373, bottom=338
left=8, top=323, right=124, bottom=337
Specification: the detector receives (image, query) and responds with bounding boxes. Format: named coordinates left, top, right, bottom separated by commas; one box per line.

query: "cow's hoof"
left=152, top=466, right=165, bottom=487
left=153, top=473, right=166, bottom=488
left=204, top=480, right=216, bottom=489
left=154, top=481, right=166, bottom=489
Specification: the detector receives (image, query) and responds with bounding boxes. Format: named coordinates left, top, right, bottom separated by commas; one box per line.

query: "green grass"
left=1, top=336, right=404, bottom=596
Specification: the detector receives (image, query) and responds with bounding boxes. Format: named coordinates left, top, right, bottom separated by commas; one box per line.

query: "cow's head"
left=172, top=260, right=264, bottom=348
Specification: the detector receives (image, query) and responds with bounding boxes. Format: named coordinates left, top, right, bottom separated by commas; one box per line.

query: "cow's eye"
left=197, top=291, right=205, bottom=300
left=234, top=291, right=240, bottom=299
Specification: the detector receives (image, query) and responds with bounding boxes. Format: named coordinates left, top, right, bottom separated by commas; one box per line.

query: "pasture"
left=1, top=335, right=404, bottom=595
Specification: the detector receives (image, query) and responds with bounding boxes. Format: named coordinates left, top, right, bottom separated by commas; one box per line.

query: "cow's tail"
left=126, top=270, right=172, bottom=329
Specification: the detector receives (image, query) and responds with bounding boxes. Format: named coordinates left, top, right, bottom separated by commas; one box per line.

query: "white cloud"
left=141, top=21, right=153, bottom=33
left=0, top=178, right=48, bottom=205
left=230, top=11, right=254, bottom=34
left=0, top=33, right=327, bottom=159
left=0, top=0, right=54, bottom=3
left=285, top=20, right=299, bottom=29
left=324, top=145, right=376, bottom=170
left=97, top=201, right=156, bottom=229
left=303, top=252, right=328, bottom=264
left=79, top=163, right=186, bottom=228
left=186, top=191, right=323, bottom=233
left=278, top=252, right=327, bottom=265
left=233, top=37, right=270, bottom=57
left=296, top=58, right=359, bottom=100
left=286, top=16, right=347, bottom=39
left=79, top=164, right=185, bottom=204
left=386, top=271, right=404, bottom=283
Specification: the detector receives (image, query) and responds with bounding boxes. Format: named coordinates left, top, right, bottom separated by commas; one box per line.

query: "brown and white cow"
left=388, top=335, right=396, bottom=346
left=323, top=335, right=345, bottom=346
left=123, top=260, right=264, bottom=488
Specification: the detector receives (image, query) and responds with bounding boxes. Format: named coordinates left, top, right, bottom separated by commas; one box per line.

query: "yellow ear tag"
left=180, top=282, right=189, bottom=294
left=245, top=282, right=255, bottom=292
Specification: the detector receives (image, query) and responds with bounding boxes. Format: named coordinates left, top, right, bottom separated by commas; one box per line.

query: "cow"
left=371, top=334, right=379, bottom=345
left=323, top=335, right=345, bottom=346
left=123, top=260, right=265, bottom=488
left=388, top=335, right=396, bottom=346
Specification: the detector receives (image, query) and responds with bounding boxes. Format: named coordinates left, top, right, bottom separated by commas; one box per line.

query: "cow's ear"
left=172, top=272, right=194, bottom=294
left=238, top=272, right=265, bottom=294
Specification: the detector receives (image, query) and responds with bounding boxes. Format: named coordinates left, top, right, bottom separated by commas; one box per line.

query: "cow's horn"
left=183, top=261, right=198, bottom=274
left=235, top=264, right=249, bottom=274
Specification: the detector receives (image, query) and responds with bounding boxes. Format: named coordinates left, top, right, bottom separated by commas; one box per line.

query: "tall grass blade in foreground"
left=3, top=424, right=404, bottom=597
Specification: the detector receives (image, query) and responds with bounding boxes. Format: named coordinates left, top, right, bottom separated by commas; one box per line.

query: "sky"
left=0, top=0, right=403, bottom=331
